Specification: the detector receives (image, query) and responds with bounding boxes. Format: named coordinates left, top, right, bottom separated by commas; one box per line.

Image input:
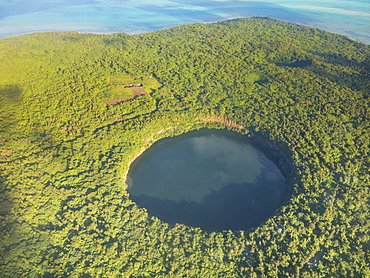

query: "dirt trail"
left=145, top=127, right=176, bottom=145
left=197, top=117, right=246, bottom=130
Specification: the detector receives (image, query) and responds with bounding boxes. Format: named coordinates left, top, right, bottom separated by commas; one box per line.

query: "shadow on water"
left=131, top=176, right=284, bottom=231
left=128, top=129, right=290, bottom=231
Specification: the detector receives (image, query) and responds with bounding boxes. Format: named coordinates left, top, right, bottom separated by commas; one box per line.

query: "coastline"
left=0, top=1, right=369, bottom=45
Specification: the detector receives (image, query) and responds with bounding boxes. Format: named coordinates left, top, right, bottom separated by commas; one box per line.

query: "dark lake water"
left=127, top=129, right=286, bottom=231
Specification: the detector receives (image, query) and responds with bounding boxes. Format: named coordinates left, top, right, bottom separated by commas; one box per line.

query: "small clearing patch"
left=98, top=76, right=161, bottom=105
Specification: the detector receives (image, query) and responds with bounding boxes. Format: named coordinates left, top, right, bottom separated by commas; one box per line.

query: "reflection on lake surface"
left=127, top=129, right=286, bottom=231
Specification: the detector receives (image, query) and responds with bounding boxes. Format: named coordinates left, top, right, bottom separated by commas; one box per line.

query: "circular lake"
left=127, top=129, right=286, bottom=231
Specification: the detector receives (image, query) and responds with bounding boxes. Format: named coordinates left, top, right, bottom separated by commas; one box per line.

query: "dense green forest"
left=0, top=17, right=369, bottom=277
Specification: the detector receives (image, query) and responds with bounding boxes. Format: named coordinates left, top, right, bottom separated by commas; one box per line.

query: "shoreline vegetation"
left=0, top=17, right=369, bottom=277
left=123, top=126, right=176, bottom=184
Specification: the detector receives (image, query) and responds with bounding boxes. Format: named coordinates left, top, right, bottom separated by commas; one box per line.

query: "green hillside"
left=0, top=17, right=369, bottom=277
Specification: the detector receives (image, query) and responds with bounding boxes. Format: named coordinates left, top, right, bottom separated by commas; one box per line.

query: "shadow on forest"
left=42, top=272, right=91, bottom=278
left=0, top=175, right=11, bottom=214
left=308, top=50, right=370, bottom=69
left=0, top=84, right=22, bottom=129
left=307, top=51, right=370, bottom=96
left=0, top=85, right=22, bottom=105
left=0, top=172, right=12, bottom=242
left=275, top=59, right=312, bottom=68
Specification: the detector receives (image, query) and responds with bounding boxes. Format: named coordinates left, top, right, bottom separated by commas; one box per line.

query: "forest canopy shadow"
left=307, top=50, right=370, bottom=96
left=0, top=85, right=22, bottom=104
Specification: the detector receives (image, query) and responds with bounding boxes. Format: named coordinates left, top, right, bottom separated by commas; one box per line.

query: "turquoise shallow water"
left=0, top=0, right=369, bottom=44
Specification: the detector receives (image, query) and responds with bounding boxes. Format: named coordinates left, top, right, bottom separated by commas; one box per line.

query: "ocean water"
left=0, top=0, right=369, bottom=43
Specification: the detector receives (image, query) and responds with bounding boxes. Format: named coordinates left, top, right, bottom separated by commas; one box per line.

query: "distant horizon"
left=1, top=0, right=369, bottom=44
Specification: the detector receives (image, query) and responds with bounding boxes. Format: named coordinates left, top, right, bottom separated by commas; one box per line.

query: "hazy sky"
left=0, top=0, right=369, bottom=43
